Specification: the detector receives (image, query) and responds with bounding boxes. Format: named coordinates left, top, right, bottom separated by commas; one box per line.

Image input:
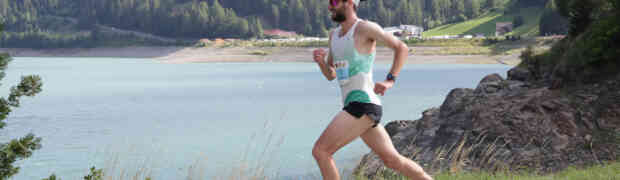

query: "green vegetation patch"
left=355, top=162, right=620, bottom=180
left=423, top=7, right=544, bottom=37
left=405, top=37, right=556, bottom=55
left=433, top=162, right=620, bottom=180
left=248, top=50, right=270, bottom=56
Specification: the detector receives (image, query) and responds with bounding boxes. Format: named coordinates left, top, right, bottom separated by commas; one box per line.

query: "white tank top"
left=331, top=19, right=381, bottom=106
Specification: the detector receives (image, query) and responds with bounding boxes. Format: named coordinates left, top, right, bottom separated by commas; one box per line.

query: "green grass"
left=435, top=163, right=620, bottom=180
left=423, top=7, right=544, bottom=37
left=354, top=162, right=620, bottom=180
left=403, top=37, right=557, bottom=56
left=433, top=163, right=620, bottom=180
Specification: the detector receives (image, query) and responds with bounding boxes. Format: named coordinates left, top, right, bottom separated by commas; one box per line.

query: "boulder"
left=355, top=73, right=620, bottom=179
left=507, top=67, right=530, bottom=81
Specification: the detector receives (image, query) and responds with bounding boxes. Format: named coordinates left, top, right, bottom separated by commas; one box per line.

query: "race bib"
left=335, top=60, right=349, bottom=83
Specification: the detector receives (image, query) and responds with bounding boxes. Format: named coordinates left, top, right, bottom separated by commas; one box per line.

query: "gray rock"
left=385, top=120, right=417, bottom=137
left=479, top=73, right=505, bottom=83
left=355, top=71, right=620, bottom=179
left=508, top=67, right=530, bottom=81
left=439, top=88, right=473, bottom=119
left=502, top=80, right=528, bottom=91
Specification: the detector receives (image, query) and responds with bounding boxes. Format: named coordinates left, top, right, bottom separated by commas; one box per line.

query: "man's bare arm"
left=364, top=22, right=409, bottom=77
left=361, top=22, right=409, bottom=95
left=314, top=32, right=337, bottom=81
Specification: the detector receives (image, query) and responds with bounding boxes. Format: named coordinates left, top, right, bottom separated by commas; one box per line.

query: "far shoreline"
left=0, top=46, right=522, bottom=65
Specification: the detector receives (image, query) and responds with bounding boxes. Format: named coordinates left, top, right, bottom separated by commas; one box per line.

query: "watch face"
left=387, top=73, right=395, bottom=81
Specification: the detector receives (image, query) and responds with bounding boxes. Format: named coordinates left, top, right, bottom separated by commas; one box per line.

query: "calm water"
left=0, top=57, right=510, bottom=179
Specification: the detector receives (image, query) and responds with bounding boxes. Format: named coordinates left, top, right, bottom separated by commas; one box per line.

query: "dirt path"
left=95, top=24, right=178, bottom=43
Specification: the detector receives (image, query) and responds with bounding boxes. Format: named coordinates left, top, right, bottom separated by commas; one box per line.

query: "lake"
left=0, top=57, right=511, bottom=179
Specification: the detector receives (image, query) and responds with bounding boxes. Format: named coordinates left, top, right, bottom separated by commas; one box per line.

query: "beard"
left=331, top=11, right=346, bottom=23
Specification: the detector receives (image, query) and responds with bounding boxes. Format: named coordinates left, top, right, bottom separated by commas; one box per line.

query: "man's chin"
left=331, top=15, right=346, bottom=23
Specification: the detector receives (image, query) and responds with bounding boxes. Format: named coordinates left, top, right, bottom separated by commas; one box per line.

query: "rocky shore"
left=355, top=64, right=619, bottom=178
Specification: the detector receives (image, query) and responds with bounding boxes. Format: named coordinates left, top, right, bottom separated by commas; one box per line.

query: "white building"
left=384, top=25, right=424, bottom=40
left=384, top=27, right=402, bottom=35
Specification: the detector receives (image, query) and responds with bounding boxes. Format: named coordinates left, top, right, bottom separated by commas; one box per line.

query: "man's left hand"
left=374, top=80, right=394, bottom=96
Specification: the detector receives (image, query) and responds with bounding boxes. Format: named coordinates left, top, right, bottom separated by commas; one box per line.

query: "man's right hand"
left=313, top=48, right=327, bottom=64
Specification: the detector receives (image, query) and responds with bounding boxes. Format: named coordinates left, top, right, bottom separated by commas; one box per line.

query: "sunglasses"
left=329, top=0, right=345, bottom=7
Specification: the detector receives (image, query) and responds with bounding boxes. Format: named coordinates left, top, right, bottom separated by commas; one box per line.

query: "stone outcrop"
left=355, top=68, right=620, bottom=178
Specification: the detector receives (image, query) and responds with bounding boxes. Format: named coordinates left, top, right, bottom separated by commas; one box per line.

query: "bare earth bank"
left=0, top=46, right=521, bottom=65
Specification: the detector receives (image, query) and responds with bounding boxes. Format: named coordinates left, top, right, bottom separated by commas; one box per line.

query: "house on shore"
left=384, top=25, right=424, bottom=40
left=496, top=22, right=514, bottom=36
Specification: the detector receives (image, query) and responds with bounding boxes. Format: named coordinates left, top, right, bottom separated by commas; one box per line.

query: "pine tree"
left=210, top=0, right=226, bottom=35
left=376, top=0, right=389, bottom=26
left=0, top=25, right=44, bottom=179
left=292, top=0, right=307, bottom=32
left=236, top=18, right=249, bottom=38
left=466, top=0, right=480, bottom=18
left=486, top=0, right=499, bottom=9
left=566, top=0, right=596, bottom=37
left=431, top=0, right=441, bottom=20
left=319, top=24, right=328, bottom=37
left=396, top=0, right=408, bottom=25
left=455, top=0, right=467, bottom=21
left=0, top=0, right=8, bottom=15
left=302, top=7, right=311, bottom=33
left=472, top=0, right=481, bottom=17
left=254, top=17, right=264, bottom=38
left=413, top=0, right=424, bottom=26
left=271, top=5, right=280, bottom=27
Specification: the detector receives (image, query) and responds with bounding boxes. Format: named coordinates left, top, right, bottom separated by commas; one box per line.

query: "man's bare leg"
left=360, top=122, right=433, bottom=180
left=312, top=111, right=374, bottom=180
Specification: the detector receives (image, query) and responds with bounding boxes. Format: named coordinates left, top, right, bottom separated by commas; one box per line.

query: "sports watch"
left=386, top=73, right=396, bottom=82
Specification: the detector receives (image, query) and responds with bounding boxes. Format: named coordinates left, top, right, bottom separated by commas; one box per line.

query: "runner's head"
left=328, top=0, right=364, bottom=23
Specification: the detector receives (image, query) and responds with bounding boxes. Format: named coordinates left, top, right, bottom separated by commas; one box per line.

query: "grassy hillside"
left=422, top=7, right=544, bottom=37
left=357, top=161, right=620, bottom=180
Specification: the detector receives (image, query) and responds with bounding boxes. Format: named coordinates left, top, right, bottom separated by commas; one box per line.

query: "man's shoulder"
left=358, top=20, right=382, bottom=31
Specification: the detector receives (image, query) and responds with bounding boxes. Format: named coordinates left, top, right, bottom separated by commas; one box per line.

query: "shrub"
left=42, top=174, right=60, bottom=180
left=0, top=26, right=44, bottom=180
left=513, top=16, right=525, bottom=28
left=83, top=167, right=103, bottom=180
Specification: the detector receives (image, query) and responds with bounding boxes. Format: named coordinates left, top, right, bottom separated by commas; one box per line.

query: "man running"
left=311, top=0, right=433, bottom=179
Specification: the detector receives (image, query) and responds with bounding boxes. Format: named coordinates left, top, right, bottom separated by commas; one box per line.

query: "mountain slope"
left=423, top=7, right=544, bottom=37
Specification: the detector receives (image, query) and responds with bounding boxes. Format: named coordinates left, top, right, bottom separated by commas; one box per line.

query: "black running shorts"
left=342, top=101, right=383, bottom=128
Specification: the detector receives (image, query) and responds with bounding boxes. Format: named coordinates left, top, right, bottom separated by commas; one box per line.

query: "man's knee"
left=312, top=144, right=332, bottom=160
left=380, top=154, right=403, bottom=170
